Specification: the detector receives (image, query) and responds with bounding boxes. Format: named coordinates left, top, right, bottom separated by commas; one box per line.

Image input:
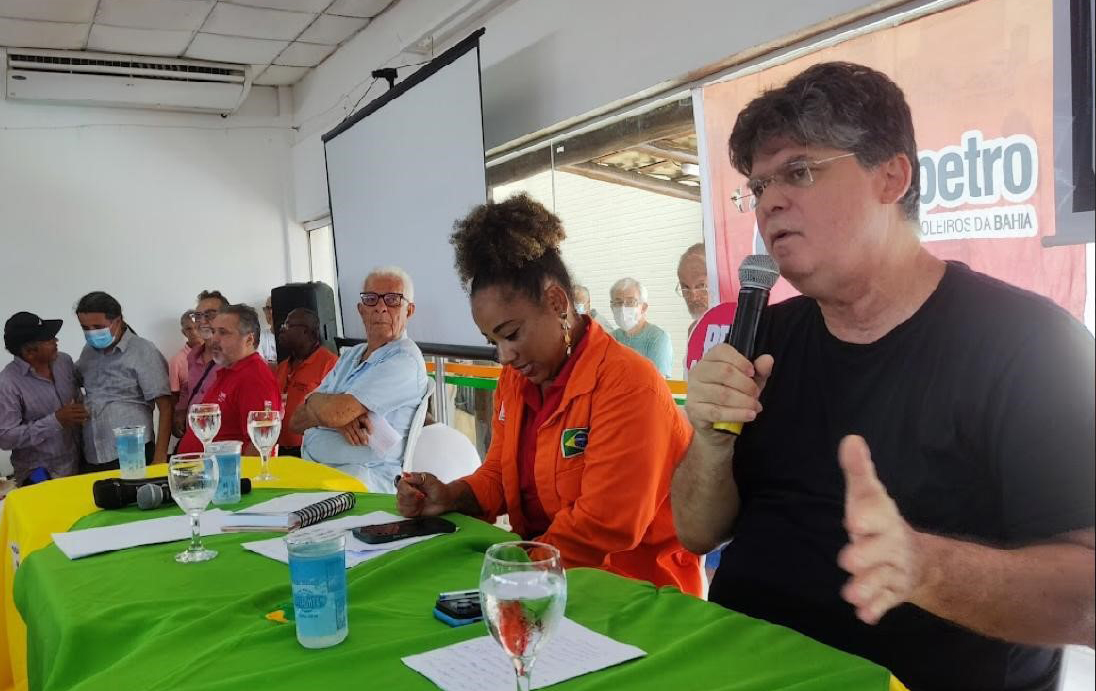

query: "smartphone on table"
left=351, top=516, right=457, bottom=545
left=434, top=589, right=483, bottom=627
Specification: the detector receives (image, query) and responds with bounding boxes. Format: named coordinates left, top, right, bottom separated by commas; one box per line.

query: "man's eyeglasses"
left=609, top=299, right=641, bottom=308
left=676, top=284, right=708, bottom=298
left=360, top=292, right=407, bottom=307
left=193, top=309, right=220, bottom=322
left=731, top=152, right=856, bottom=213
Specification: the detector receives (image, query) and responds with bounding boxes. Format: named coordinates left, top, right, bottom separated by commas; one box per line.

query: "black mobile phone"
left=434, top=590, right=483, bottom=627
left=352, top=517, right=457, bottom=544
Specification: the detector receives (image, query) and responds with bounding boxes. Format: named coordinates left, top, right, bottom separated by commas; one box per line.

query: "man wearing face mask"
left=290, top=267, right=428, bottom=493
left=571, top=285, right=612, bottom=332
left=0, top=312, right=86, bottom=485
left=168, top=311, right=203, bottom=410
left=176, top=304, right=281, bottom=454
left=74, top=292, right=172, bottom=472
left=174, top=290, right=228, bottom=437
left=609, top=277, right=672, bottom=377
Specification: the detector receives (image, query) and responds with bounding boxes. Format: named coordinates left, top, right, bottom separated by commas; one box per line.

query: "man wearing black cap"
left=0, top=313, right=87, bottom=485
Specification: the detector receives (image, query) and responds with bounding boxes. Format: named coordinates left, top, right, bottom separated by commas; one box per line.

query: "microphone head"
left=136, top=483, right=164, bottom=510
left=92, top=478, right=125, bottom=509
left=738, top=254, right=780, bottom=290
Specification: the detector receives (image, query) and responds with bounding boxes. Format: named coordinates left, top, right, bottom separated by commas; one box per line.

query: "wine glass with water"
left=168, top=452, right=219, bottom=563
left=479, top=541, right=567, bottom=691
left=188, top=403, right=221, bottom=450
left=247, top=409, right=282, bottom=481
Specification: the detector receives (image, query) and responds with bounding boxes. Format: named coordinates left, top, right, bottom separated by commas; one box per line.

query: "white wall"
left=290, top=0, right=882, bottom=222
left=0, top=75, right=311, bottom=474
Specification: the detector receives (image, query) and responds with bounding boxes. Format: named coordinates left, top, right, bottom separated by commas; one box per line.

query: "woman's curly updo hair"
left=450, top=193, right=575, bottom=303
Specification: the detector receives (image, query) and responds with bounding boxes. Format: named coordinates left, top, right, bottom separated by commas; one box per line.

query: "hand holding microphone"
left=685, top=255, right=779, bottom=441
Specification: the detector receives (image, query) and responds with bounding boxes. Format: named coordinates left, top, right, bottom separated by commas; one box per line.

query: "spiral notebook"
left=221, top=492, right=356, bottom=532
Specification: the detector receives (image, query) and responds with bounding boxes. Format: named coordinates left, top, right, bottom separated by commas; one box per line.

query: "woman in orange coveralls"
left=396, top=194, right=700, bottom=595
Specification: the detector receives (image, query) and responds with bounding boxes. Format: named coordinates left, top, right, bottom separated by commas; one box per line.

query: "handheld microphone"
left=136, top=478, right=254, bottom=510
left=92, top=476, right=252, bottom=510
left=713, top=254, right=780, bottom=435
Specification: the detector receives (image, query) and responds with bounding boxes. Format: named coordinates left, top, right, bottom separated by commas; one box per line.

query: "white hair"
left=610, top=277, right=648, bottom=303
left=365, top=266, right=414, bottom=302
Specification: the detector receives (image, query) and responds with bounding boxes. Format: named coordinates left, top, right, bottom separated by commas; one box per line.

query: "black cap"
left=4, top=312, right=63, bottom=354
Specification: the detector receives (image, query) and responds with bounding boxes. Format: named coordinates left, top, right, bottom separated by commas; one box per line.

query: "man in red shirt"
left=275, top=308, right=337, bottom=456
left=177, top=304, right=281, bottom=455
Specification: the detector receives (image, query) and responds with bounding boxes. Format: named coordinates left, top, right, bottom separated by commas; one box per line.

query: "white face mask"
left=574, top=304, right=587, bottom=315
left=612, top=306, right=639, bottom=331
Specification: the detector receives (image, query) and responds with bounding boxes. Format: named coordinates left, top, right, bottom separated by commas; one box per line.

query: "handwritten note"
left=402, top=618, right=645, bottom=691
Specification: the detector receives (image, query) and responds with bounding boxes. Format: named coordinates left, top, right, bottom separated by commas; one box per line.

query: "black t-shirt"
left=709, top=262, right=1095, bottom=691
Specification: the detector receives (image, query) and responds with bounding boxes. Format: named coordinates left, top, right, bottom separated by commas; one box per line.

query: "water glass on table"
left=206, top=440, right=242, bottom=505
left=247, top=409, right=282, bottom=481
left=188, top=403, right=221, bottom=450
left=480, top=541, right=567, bottom=691
left=167, top=452, right=219, bottom=564
left=112, top=425, right=146, bottom=480
left=285, top=529, right=348, bottom=649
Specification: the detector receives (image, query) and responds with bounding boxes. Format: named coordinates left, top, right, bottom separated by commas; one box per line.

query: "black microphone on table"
left=92, top=476, right=252, bottom=510
left=713, top=254, right=780, bottom=435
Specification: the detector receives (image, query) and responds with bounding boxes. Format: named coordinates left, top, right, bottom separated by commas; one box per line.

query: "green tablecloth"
left=15, top=491, right=893, bottom=691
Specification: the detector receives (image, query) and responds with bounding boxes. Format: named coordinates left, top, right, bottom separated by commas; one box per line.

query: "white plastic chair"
left=406, top=423, right=482, bottom=483
left=401, top=378, right=435, bottom=473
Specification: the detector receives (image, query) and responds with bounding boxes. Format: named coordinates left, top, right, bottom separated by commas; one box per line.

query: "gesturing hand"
left=338, top=412, right=373, bottom=446
left=837, top=435, right=925, bottom=625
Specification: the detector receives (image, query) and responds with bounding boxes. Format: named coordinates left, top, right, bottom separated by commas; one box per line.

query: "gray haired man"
left=176, top=304, right=282, bottom=455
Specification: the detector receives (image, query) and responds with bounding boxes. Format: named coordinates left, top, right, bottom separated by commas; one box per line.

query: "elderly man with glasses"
left=290, top=267, right=428, bottom=492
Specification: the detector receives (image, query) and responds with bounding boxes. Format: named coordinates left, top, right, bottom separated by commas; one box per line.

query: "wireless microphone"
left=713, top=254, right=780, bottom=435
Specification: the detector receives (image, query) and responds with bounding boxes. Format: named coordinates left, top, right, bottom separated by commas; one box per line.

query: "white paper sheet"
left=368, top=412, right=401, bottom=456
left=240, top=511, right=444, bottom=567
left=52, top=510, right=232, bottom=560
left=402, top=618, right=646, bottom=691
left=238, top=491, right=342, bottom=515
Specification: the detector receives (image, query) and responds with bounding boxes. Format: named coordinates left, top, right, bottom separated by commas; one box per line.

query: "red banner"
left=701, top=0, right=1086, bottom=317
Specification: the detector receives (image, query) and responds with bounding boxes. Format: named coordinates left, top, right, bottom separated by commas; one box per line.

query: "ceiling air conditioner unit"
left=5, top=49, right=252, bottom=114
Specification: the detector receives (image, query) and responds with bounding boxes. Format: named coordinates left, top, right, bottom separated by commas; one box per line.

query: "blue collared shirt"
left=302, top=336, right=427, bottom=492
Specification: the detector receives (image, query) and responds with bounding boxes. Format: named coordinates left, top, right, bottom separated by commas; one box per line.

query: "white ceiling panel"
left=87, top=24, right=193, bottom=56
left=296, top=13, right=367, bottom=45
left=202, top=3, right=315, bottom=41
left=0, top=0, right=98, bottom=24
left=95, top=0, right=213, bottom=32
left=186, top=31, right=287, bottom=64
left=230, top=0, right=332, bottom=12
left=273, top=40, right=334, bottom=67
left=254, top=64, right=309, bottom=85
left=0, top=18, right=87, bottom=49
left=326, top=0, right=393, bottom=19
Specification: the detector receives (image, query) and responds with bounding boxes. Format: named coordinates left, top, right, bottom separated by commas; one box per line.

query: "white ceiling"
left=0, top=0, right=397, bottom=86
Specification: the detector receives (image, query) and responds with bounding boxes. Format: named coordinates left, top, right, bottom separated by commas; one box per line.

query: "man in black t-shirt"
left=671, top=62, right=1094, bottom=691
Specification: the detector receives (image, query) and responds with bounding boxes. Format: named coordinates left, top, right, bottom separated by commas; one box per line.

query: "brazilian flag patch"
left=560, top=428, right=589, bottom=459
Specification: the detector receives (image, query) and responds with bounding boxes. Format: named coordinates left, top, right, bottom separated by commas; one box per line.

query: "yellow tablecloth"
left=0, top=456, right=364, bottom=691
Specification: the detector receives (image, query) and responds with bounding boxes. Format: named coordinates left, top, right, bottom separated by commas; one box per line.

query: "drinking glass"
left=188, top=403, right=221, bottom=450
left=479, top=542, right=567, bottom=691
left=247, top=409, right=282, bottom=481
left=168, top=452, right=219, bottom=563
left=112, top=425, right=146, bottom=479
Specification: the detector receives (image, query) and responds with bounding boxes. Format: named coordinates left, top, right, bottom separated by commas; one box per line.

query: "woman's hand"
left=396, top=472, right=451, bottom=517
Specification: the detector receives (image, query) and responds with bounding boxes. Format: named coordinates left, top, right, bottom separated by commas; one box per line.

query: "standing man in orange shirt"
left=275, top=308, right=337, bottom=457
